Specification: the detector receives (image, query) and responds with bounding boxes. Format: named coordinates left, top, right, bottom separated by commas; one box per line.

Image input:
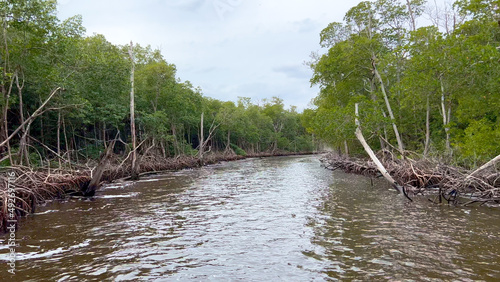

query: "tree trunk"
left=440, top=76, right=451, bottom=152
left=160, top=140, right=166, bottom=158
left=83, top=138, right=117, bottom=196
left=3, top=78, right=13, bottom=165
left=372, top=59, right=405, bottom=154
left=40, top=117, right=44, bottom=154
left=0, top=21, right=9, bottom=156
left=380, top=109, right=389, bottom=150
left=468, top=154, right=500, bottom=178
left=19, top=123, right=31, bottom=166
left=129, top=41, right=138, bottom=180
left=406, top=0, right=417, bottom=32
left=171, top=123, right=179, bottom=157
left=355, top=103, right=408, bottom=198
left=57, top=111, right=62, bottom=168
left=424, top=94, right=431, bottom=156
left=102, top=122, right=107, bottom=149
left=226, top=130, right=231, bottom=152
left=62, top=115, right=71, bottom=169
left=344, top=140, right=349, bottom=157
left=16, top=73, right=30, bottom=165
left=199, top=112, right=204, bottom=160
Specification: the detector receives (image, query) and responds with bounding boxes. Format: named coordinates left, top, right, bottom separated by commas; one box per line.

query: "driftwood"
left=321, top=152, right=500, bottom=206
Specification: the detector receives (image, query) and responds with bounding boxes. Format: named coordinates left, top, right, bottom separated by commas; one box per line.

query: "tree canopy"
left=309, top=0, right=500, bottom=167
left=0, top=0, right=314, bottom=167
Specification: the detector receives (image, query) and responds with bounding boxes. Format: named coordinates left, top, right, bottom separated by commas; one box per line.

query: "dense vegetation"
left=0, top=0, right=314, bottom=168
left=306, top=0, right=500, bottom=168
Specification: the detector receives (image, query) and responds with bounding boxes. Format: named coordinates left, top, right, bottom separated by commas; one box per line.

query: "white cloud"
left=57, top=0, right=360, bottom=111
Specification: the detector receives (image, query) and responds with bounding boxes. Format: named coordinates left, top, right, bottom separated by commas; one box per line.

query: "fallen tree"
left=354, top=103, right=411, bottom=201
left=321, top=151, right=500, bottom=206
left=327, top=103, right=499, bottom=205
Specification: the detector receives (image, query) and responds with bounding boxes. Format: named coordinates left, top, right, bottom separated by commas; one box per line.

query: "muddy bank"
left=0, top=151, right=316, bottom=232
left=321, top=152, right=500, bottom=206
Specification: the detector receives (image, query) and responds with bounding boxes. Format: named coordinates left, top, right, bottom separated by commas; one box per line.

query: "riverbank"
left=320, top=152, right=500, bottom=206
left=0, top=151, right=316, bottom=232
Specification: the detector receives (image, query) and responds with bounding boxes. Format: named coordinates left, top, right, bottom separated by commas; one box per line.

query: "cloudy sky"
left=56, top=0, right=362, bottom=111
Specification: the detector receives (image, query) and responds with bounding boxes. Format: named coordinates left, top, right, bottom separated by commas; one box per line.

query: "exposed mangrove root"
left=321, top=152, right=500, bottom=206
left=0, top=167, right=91, bottom=232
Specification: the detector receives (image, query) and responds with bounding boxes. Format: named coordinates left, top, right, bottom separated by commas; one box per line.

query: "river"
left=1, top=155, right=500, bottom=281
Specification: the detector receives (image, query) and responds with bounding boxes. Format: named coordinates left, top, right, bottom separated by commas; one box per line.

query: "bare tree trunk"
left=372, top=59, right=405, bottom=154
left=355, top=103, right=407, bottom=197
left=171, top=123, right=179, bottom=157
left=406, top=0, right=417, bottom=32
left=73, top=126, right=79, bottom=163
left=367, top=78, right=387, bottom=151
left=0, top=20, right=9, bottom=156
left=225, top=130, right=231, bottom=152
left=199, top=112, right=204, bottom=160
left=468, top=154, right=500, bottom=178
left=16, top=73, right=30, bottom=165
left=380, top=109, right=389, bottom=150
left=40, top=117, right=44, bottom=153
left=3, top=75, right=14, bottom=165
left=57, top=111, right=62, bottom=168
left=344, top=140, right=349, bottom=157
left=102, top=122, right=107, bottom=150
left=366, top=11, right=403, bottom=154
left=160, top=140, right=166, bottom=158
left=424, top=94, right=431, bottom=156
left=83, top=137, right=117, bottom=196
left=62, top=115, right=71, bottom=169
left=440, top=76, right=451, bottom=152
left=19, top=122, right=31, bottom=166
left=129, top=41, right=138, bottom=180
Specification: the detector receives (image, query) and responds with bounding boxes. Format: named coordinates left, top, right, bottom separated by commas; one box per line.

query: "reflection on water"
left=1, top=155, right=500, bottom=281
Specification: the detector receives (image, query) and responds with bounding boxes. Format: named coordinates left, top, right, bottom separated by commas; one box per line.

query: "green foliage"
left=81, top=144, right=104, bottom=160
left=28, top=152, right=43, bottom=168
left=0, top=1, right=314, bottom=167
left=0, top=157, right=10, bottom=167
left=230, top=144, right=247, bottom=156
left=308, top=0, right=500, bottom=165
left=455, top=119, right=500, bottom=165
left=295, top=135, right=314, bottom=152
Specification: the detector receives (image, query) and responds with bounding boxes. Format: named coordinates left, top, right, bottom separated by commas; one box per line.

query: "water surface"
left=1, top=155, right=500, bottom=281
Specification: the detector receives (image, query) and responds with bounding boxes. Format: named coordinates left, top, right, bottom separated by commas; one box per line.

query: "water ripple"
left=1, top=156, right=500, bottom=281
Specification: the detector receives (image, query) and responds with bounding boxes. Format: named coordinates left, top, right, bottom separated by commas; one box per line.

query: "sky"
left=56, top=0, right=362, bottom=111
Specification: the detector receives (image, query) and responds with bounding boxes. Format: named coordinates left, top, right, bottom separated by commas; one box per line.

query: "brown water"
left=1, top=155, right=500, bottom=281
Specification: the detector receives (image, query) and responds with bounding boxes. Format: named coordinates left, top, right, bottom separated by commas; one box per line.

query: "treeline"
left=306, top=0, right=500, bottom=168
left=0, top=0, right=314, bottom=168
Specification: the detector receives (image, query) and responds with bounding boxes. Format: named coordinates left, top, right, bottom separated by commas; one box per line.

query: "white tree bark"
left=199, top=112, right=204, bottom=160
left=373, top=62, right=405, bottom=154
left=440, top=77, right=451, bottom=152
left=128, top=41, right=138, bottom=179
left=468, top=154, right=500, bottom=178
left=424, top=94, right=431, bottom=156
left=406, top=0, right=417, bottom=32
left=355, top=103, right=403, bottom=194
